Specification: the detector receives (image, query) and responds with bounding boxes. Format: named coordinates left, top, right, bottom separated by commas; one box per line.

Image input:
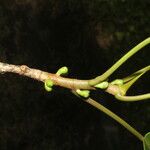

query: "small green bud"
left=44, top=79, right=53, bottom=92
left=44, top=84, right=52, bottom=92
left=94, top=81, right=109, bottom=89
left=111, top=79, right=124, bottom=85
left=45, top=79, right=53, bottom=87
left=76, top=89, right=90, bottom=98
left=56, top=66, right=68, bottom=76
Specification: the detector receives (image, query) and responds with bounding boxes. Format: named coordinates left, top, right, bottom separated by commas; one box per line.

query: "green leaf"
left=119, top=66, right=150, bottom=95
left=143, top=132, right=150, bottom=150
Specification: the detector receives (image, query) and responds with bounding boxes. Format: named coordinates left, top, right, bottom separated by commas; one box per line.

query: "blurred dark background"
left=0, top=0, right=150, bottom=150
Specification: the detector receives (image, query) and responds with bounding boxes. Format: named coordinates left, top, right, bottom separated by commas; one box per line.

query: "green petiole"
left=89, top=37, right=150, bottom=86
left=85, top=98, right=144, bottom=141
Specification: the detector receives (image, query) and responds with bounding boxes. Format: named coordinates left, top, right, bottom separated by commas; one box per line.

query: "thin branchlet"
left=0, top=38, right=149, bottom=143
left=0, top=62, right=93, bottom=90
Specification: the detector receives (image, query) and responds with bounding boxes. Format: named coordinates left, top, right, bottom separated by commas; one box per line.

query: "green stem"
left=121, top=70, right=146, bottom=95
left=119, top=65, right=150, bottom=95
left=85, top=98, right=144, bottom=141
left=89, top=37, right=150, bottom=86
left=122, top=65, right=150, bottom=83
left=115, top=93, right=150, bottom=102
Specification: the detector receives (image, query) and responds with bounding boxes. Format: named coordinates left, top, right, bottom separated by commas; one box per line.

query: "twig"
left=0, top=62, right=93, bottom=90
left=0, top=37, right=149, bottom=143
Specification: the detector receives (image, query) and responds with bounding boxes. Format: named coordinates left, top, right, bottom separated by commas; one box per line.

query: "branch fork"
left=0, top=37, right=150, bottom=144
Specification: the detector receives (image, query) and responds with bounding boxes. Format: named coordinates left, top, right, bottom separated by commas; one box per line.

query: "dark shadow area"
left=0, top=0, right=149, bottom=150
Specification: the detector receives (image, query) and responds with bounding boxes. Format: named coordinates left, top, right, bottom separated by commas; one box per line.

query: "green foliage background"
left=0, top=0, right=150, bottom=150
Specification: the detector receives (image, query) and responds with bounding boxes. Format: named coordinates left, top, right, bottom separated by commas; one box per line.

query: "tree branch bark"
left=0, top=61, right=135, bottom=97
left=0, top=62, right=94, bottom=90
